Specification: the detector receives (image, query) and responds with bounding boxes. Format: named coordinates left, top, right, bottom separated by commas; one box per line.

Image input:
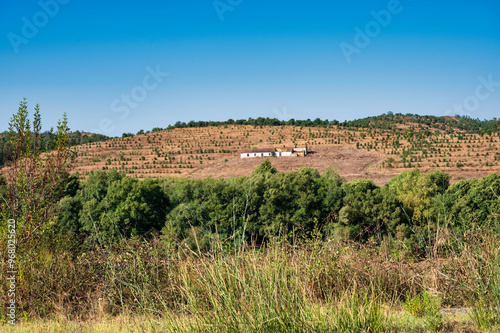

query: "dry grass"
left=2, top=222, right=500, bottom=331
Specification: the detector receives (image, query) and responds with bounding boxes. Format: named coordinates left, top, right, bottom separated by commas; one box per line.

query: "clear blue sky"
left=1, top=0, right=499, bottom=136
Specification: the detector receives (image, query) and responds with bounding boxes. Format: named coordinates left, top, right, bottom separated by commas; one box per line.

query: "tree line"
left=0, top=130, right=108, bottom=167
left=340, top=113, right=500, bottom=134
left=50, top=161, right=500, bottom=251
left=125, top=114, right=500, bottom=138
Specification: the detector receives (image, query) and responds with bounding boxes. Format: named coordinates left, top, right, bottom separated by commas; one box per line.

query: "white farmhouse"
left=240, top=146, right=308, bottom=159
left=240, top=148, right=275, bottom=159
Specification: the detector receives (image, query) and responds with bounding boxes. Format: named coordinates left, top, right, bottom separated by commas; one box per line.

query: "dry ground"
left=70, top=124, right=500, bottom=185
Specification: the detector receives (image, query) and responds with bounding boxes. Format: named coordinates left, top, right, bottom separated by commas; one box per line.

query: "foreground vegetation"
left=1, top=225, right=500, bottom=332
left=1, top=100, right=500, bottom=332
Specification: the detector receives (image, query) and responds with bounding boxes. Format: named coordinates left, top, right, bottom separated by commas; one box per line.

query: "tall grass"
left=169, top=238, right=387, bottom=332
left=455, top=223, right=500, bottom=330
left=2, top=219, right=500, bottom=331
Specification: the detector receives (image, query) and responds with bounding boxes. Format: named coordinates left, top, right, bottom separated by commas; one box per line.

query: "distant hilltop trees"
left=128, top=113, right=499, bottom=137
left=0, top=129, right=109, bottom=168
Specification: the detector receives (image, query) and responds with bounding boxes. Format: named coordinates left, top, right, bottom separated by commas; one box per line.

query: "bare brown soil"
left=69, top=124, right=500, bottom=185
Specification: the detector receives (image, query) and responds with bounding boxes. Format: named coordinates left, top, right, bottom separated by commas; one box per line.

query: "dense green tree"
left=335, top=180, right=405, bottom=241
left=58, top=170, right=122, bottom=237
left=59, top=171, right=170, bottom=243
left=163, top=176, right=252, bottom=245
left=57, top=195, right=83, bottom=234
left=100, top=178, right=170, bottom=240
left=387, top=169, right=450, bottom=226
left=445, top=173, right=500, bottom=226
left=253, top=159, right=277, bottom=175
left=258, top=167, right=323, bottom=238
left=316, top=168, right=345, bottom=225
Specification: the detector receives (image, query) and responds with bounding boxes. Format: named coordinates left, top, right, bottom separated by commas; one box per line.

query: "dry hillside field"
left=72, top=122, right=500, bottom=185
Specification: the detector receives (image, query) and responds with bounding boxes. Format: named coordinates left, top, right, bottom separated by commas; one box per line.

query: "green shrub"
left=403, top=291, right=443, bottom=331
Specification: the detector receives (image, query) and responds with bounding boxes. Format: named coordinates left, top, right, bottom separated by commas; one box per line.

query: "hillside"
left=0, top=130, right=109, bottom=168
left=71, top=114, right=500, bottom=185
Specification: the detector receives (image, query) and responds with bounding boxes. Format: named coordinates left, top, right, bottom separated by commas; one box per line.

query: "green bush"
left=403, top=291, right=443, bottom=331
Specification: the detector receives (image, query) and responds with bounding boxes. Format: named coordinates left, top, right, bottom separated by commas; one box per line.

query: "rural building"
left=275, top=147, right=293, bottom=157
left=293, top=146, right=307, bottom=156
left=240, top=146, right=307, bottom=159
left=240, top=148, right=275, bottom=159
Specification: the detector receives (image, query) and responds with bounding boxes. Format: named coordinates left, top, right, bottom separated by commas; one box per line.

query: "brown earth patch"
left=36, top=124, right=499, bottom=185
